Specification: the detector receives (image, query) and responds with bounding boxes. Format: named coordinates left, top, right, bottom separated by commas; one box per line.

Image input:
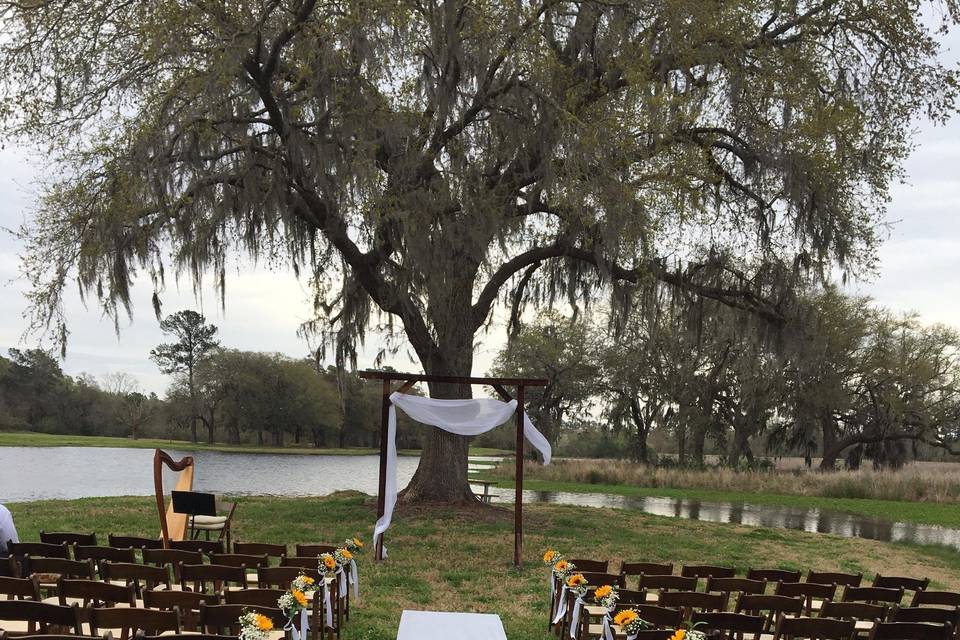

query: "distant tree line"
left=1, top=310, right=424, bottom=449
left=492, top=289, right=960, bottom=471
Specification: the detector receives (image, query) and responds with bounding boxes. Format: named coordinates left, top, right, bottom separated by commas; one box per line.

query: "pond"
left=3, top=446, right=958, bottom=550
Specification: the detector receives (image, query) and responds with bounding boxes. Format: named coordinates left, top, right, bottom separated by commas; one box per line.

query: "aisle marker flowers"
left=565, top=573, right=589, bottom=639
left=277, top=573, right=316, bottom=640
left=613, top=609, right=651, bottom=640
left=238, top=610, right=273, bottom=640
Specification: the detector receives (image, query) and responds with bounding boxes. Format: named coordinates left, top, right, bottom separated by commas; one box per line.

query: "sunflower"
left=670, top=630, right=686, bottom=640
left=322, top=555, right=337, bottom=570
left=595, top=584, right=613, bottom=599
left=253, top=614, right=273, bottom=632
left=566, top=573, right=586, bottom=588
left=299, top=575, right=315, bottom=586
left=353, top=537, right=363, bottom=548
left=554, top=560, right=569, bottom=572
left=543, top=550, right=557, bottom=563
left=340, top=548, right=354, bottom=560
left=292, top=589, right=308, bottom=607
left=613, top=610, right=638, bottom=627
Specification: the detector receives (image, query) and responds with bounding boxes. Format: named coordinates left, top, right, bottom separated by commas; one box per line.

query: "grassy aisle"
left=0, top=431, right=511, bottom=457
left=9, top=494, right=960, bottom=640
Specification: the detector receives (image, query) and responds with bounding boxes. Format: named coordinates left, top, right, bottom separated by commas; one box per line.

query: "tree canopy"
left=4, top=0, right=958, bottom=499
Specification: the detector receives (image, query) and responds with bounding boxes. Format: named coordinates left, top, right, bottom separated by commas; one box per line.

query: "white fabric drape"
left=374, top=392, right=552, bottom=539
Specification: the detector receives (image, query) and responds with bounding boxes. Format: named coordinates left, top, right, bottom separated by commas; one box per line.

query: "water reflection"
left=484, top=489, right=960, bottom=550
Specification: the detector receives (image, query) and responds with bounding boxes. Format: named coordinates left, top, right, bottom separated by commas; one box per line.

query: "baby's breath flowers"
left=566, top=573, right=589, bottom=597
left=238, top=610, right=273, bottom=640
left=318, top=553, right=338, bottom=576
left=593, top=584, right=619, bottom=610
left=613, top=609, right=650, bottom=635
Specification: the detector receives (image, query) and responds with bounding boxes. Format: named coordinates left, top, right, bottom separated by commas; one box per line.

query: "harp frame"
left=153, top=448, right=195, bottom=548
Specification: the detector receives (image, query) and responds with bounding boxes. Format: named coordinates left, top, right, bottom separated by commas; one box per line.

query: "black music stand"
left=171, top=491, right=217, bottom=540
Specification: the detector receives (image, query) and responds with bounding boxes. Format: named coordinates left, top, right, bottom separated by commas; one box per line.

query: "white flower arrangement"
left=318, top=552, right=338, bottom=577
left=291, top=573, right=318, bottom=594
left=334, top=547, right=354, bottom=567
left=593, top=584, right=620, bottom=610
left=565, top=573, right=589, bottom=597
left=344, top=537, right=364, bottom=554
left=238, top=610, right=273, bottom=640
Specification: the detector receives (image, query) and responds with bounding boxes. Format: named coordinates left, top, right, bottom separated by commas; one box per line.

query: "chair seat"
left=0, top=619, right=31, bottom=633
left=192, top=516, right=228, bottom=530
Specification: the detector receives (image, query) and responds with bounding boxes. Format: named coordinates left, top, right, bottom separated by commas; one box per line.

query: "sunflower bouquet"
left=344, top=537, right=364, bottom=554
left=566, top=573, right=589, bottom=597
left=552, top=558, right=575, bottom=582
left=277, top=588, right=309, bottom=618
left=670, top=624, right=707, bottom=640
left=542, top=549, right=561, bottom=567
left=334, top=547, right=354, bottom=566
left=593, top=584, right=619, bottom=610
left=291, top=574, right=317, bottom=594
left=318, top=552, right=338, bottom=577
left=612, top=609, right=651, bottom=636
left=238, top=610, right=274, bottom=640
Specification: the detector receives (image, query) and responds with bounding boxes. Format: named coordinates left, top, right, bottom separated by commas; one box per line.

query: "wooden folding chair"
left=658, top=590, right=728, bottom=618
left=872, top=575, right=929, bottom=593
left=178, top=564, right=247, bottom=594
left=735, top=593, right=804, bottom=636
left=682, top=564, right=736, bottom=583
left=707, top=577, right=767, bottom=599
left=558, top=572, right=625, bottom=638
left=0, top=599, right=83, bottom=635
left=73, top=547, right=137, bottom=580
left=891, top=605, right=960, bottom=628
left=198, top=603, right=285, bottom=636
left=914, top=591, right=960, bottom=608
left=692, top=611, right=766, bottom=639
left=567, top=559, right=613, bottom=573
left=776, top=581, right=837, bottom=616
left=7, top=543, right=70, bottom=561
left=819, top=600, right=887, bottom=636
left=88, top=605, right=181, bottom=640
left=101, top=562, right=171, bottom=599
left=600, top=603, right=683, bottom=640
left=56, top=578, right=136, bottom=609
left=143, top=588, right=219, bottom=632
left=638, top=574, right=699, bottom=604
left=807, top=571, right=862, bottom=609
left=773, top=616, right=856, bottom=640
left=621, top=562, right=673, bottom=589
left=748, top=568, right=802, bottom=587
left=294, top=545, right=336, bottom=558
left=868, top=622, right=953, bottom=640
left=208, top=554, right=268, bottom=587
left=40, top=531, right=97, bottom=547
left=26, top=557, right=96, bottom=591
left=0, top=576, right=41, bottom=601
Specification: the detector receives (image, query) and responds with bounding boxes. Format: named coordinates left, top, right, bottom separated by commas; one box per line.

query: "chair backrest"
left=0, top=557, right=19, bottom=578
left=842, top=586, right=904, bottom=605
left=294, top=544, right=337, bottom=557
left=566, top=558, right=611, bottom=573
left=571, top=572, right=626, bottom=589
left=208, top=553, right=268, bottom=568
left=57, top=578, right=136, bottom=607
left=868, top=621, right=953, bottom=640
left=233, top=542, right=286, bottom=558
left=0, top=575, right=41, bottom=600
left=735, top=593, right=804, bottom=617
left=776, top=581, right=837, bottom=614
left=692, top=611, right=766, bottom=638
left=615, top=589, right=647, bottom=606
left=199, top=603, right=285, bottom=635
left=681, top=564, right=736, bottom=580
left=807, top=571, right=862, bottom=588
left=639, top=574, right=699, bottom=592
left=179, top=563, right=247, bottom=593
left=26, top=556, right=96, bottom=580
left=88, top=605, right=181, bottom=640
left=143, top=588, right=219, bottom=631
left=75, top=545, right=137, bottom=565
left=657, top=590, right=728, bottom=614
left=820, top=599, right=887, bottom=622
left=610, top=603, right=683, bottom=629
left=621, top=562, right=673, bottom=578
left=774, top=616, right=856, bottom=639
left=171, top=540, right=224, bottom=554
left=101, top=561, right=171, bottom=596
left=40, top=531, right=97, bottom=547
left=747, top=568, right=802, bottom=584
left=8, top=542, right=70, bottom=559
left=0, top=599, right=83, bottom=634
left=223, top=589, right=288, bottom=608
left=872, top=574, right=929, bottom=592
left=257, top=565, right=321, bottom=589
left=107, top=535, right=164, bottom=550
left=913, top=591, right=960, bottom=608
left=706, top=577, right=766, bottom=596
left=892, top=606, right=960, bottom=626
left=142, top=548, right=204, bottom=568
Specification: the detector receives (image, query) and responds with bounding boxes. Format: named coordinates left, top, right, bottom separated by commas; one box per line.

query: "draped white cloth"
left=374, top=392, right=552, bottom=539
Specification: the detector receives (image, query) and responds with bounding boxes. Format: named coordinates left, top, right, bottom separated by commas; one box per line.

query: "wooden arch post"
left=359, top=371, right=547, bottom=568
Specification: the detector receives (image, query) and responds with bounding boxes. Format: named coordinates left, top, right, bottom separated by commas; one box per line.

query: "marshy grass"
left=494, top=459, right=960, bottom=503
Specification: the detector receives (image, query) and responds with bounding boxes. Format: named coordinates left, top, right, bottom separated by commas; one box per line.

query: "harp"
left=153, top=449, right=195, bottom=548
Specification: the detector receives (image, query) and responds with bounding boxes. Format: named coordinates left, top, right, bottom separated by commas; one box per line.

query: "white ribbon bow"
left=283, top=607, right=309, bottom=640
left=569, top=596, right=585, bottom=638
left=336, top=566, right=347, bottom=600
left=552, top=585, right=569, bottom=624
left=602, top=613, right=616, bottom=640
left=322, top=582, right=334, bottom=629
left=350, top=559, right=359, bottom=600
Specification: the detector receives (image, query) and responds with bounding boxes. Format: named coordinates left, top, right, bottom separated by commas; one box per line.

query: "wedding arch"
left=358, top=370, right=550, bottom=567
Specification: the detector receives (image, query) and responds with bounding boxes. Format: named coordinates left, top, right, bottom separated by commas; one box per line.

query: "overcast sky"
left=2, top=29, right=959, bottom=396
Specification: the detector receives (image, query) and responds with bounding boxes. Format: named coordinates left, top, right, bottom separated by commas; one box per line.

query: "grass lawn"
left=10, top=494, right=960, bottom=640
left=483, top=477, right=960, bottom=529
left=0, top=431, right=512, bottom=458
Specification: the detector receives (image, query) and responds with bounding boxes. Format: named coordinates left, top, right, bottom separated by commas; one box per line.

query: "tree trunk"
left=820, top=415, right=839, bottom=470
left=400, top=305, right=477, bottom=504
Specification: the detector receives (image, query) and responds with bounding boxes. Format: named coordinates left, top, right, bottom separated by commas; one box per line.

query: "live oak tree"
left=150, top=310, right=220, bottom=442
left=4, top=0, right=958, bottom=501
